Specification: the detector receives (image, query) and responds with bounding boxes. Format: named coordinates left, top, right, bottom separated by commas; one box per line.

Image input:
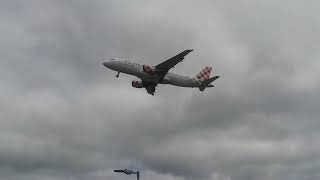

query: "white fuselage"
left=103, top=60, right=201, bottom=88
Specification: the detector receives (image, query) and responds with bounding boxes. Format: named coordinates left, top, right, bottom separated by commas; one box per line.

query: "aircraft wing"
left=140, top=49, right=193, bottom=95
left=142, top=80, right=157, bottom=95
left=155, top=49, right=193, bottom=82
left=156, top=49, right=193, bottom=72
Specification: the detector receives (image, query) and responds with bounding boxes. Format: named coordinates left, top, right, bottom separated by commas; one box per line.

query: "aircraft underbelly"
left=162, top=75, right=197, bottom=87
left=119, top=65, right=198, bottom=87
left=170, top=80, right=195, bottom=87
left=122, top=66, right=155, bottom=81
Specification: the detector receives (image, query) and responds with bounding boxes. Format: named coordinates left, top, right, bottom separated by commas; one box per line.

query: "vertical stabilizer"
left=194, top=67, right=212, bottom=81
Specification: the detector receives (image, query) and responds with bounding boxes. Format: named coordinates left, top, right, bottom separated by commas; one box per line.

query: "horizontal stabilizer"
left=203, top=76, right=220, bottom=85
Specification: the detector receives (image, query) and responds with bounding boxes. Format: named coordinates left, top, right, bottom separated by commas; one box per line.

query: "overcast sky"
left=1, top=0, right=320, bottom=180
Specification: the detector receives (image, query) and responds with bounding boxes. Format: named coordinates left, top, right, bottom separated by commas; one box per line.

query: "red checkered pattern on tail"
left=194, top=67, right=212, bottom=81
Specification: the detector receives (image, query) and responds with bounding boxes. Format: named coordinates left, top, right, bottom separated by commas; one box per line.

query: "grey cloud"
left=0, top=0, right=320, bottom=180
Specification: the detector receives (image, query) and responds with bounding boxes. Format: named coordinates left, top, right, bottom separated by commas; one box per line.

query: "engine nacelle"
left=132, top=80, right=143, bottom=88
left=142, top=65, right=155, bottom=75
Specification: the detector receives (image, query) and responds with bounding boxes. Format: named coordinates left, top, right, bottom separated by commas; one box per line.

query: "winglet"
left=179, top=49, right=193, bottom=57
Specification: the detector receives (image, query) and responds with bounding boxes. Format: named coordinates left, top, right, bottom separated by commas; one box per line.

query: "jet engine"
left=142, top=65, right=155, bottom=75
left=132, top=80, right=143, bottom=88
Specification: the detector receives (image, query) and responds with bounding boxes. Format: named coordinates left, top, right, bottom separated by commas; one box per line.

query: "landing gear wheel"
left=116, top=72, right=120, bottom=78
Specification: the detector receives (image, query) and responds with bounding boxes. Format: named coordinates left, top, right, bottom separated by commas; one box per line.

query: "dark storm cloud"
left=1, top=0, right=320, bottom=180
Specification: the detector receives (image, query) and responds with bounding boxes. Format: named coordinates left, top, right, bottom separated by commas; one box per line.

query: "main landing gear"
left=116, top=72, right=120, bottom=78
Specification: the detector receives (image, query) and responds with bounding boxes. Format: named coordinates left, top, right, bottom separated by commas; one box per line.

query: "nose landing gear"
left=116, top=72, right=120, bottom=78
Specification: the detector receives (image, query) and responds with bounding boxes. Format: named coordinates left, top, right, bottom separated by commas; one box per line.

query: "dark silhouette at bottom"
left=114, top=169, right=140, bottom=180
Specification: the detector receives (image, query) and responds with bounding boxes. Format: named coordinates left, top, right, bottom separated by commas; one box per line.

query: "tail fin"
left=194, top=67, right=212, bottom=81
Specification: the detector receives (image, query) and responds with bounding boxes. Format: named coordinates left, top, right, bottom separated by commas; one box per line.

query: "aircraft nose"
left=103, top=61, right=111, bottom=68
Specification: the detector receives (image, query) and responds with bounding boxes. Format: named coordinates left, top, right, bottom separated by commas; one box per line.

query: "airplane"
left=102, top=49, right=220, bottom=95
